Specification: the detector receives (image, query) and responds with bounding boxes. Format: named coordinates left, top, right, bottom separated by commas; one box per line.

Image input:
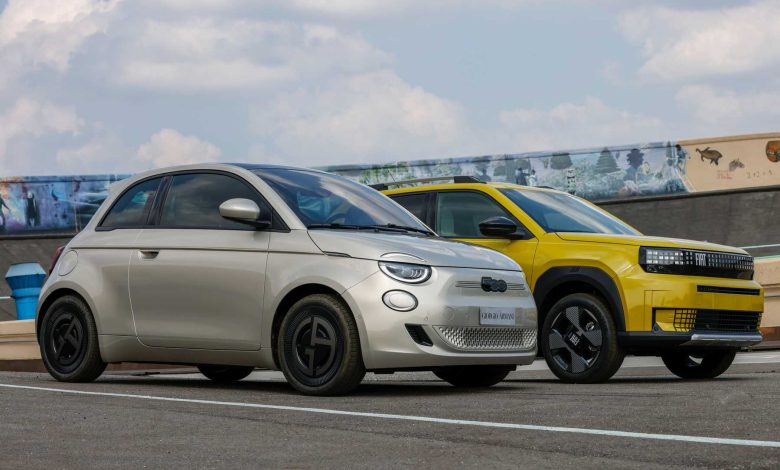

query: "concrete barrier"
left=756, top=257, right=780, bottom=343
left=0, top=320, right=39, bottom=361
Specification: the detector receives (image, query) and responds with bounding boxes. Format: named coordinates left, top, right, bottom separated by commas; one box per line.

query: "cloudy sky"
left=0, top=0, right=778, bottom=177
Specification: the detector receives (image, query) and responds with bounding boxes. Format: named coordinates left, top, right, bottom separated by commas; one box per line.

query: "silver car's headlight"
left=378, top=261, right=431, bottom=284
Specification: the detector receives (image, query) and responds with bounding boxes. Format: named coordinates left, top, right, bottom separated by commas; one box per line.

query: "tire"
left=541, top=293, right=625, bottom=383
left=197, top=365, right=254, bottom=383
left=433, top=365, right=514, bottom=388
left=661, top=350, right=737, bottom=379
left=277, top=294, right=365, bottom=395
left=39, top=295, right=106, bottom=382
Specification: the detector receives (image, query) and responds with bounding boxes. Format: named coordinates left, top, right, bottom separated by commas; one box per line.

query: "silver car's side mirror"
left=219, top=198, right=271, bottom=228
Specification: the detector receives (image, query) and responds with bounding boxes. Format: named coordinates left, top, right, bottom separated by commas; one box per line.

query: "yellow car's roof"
left=381, top=181, right=562, bottom=195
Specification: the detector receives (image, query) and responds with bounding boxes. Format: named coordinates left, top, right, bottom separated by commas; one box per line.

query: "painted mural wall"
left=0, top=174, right=128, bottom=236
left=679, top=133, right=780, bottom=192
left=0, top=132, right=777, bottom=237
left=323, top=141, right=692, bottom=200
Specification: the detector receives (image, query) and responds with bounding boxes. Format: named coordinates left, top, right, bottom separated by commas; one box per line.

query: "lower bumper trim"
left=683, top=333, right=763, bottom=347
left=619, top=331, right=764, bottom=350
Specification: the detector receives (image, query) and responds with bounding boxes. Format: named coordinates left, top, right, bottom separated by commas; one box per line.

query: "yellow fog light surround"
left=382, top=290, right=418, bottom=312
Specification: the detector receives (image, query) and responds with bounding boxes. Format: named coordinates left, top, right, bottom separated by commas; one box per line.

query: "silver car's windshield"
left=500, top=188, right=639, bottom=235
left=254, top=168, right=430, bottom=233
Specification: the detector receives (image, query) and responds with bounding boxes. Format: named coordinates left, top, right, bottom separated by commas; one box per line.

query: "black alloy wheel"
left=433, top=365, right=514, bottom=388
left=541, top=293, right=624, bottom=383
left=278, top=294, right=365, bottom=395
left=661, top=350, right=737, bottom=379
left=198, top=365, right=255, bottom=383
left=39, top=295, right=106, bottom=382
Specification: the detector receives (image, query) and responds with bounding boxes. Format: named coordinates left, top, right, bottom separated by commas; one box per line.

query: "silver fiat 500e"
left=37, top=164, right=537, bottom=395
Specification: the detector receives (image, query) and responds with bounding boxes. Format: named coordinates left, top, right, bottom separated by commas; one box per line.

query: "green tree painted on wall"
left=550, top=152, right=572, bottom=170
left=595, top=148, right=619, bottom=173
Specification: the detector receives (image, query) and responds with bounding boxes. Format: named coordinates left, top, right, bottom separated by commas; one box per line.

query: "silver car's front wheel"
left=278, top=294, right=365, bottom=395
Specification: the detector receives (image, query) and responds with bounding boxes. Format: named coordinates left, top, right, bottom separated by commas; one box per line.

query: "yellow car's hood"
left=554, top=232, right=748, bottom=254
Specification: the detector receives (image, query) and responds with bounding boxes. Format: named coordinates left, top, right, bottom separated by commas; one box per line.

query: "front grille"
left=434, top=326, right=536, bottom=351
left=697, top=285, right=761, bottom=295
left=640, top=248, right=754, bottom=280
left=673, top=309, right=697, bottom=331
left=671, top=309, right=761, bottom=333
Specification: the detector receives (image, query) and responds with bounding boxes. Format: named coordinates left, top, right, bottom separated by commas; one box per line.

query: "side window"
left=100, top=177, right=162, bottom=229
left=160, top=173, right=270, bottom=230
left=435, top=191, right=511, bottom=238
left=390, top=193, right=429, bottom=225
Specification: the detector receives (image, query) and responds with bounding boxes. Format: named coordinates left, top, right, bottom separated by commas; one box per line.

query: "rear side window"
left=159, top=173, right=269, bottom=230
left=390, top=193, right=429, bottom=225
left=100, top=177, right=162, bottom=229
left=435, top=191, right=512, bottom=238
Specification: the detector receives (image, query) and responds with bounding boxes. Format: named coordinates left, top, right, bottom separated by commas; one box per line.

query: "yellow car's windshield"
left=500, top=189, right=639, bottom=235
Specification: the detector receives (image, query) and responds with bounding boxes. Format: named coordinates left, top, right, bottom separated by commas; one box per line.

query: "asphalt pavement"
left=1, top=352, right=779, bottom=469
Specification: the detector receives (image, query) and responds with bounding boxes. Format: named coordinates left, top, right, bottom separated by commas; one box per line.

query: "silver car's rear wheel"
left=39, top=295, right=106, bottom=382
left=197, top=365, right=254, bottom=383
left=278, top=294, right=365, bottom=395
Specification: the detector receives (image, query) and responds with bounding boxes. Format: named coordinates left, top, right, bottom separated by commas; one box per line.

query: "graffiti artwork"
left=0, top=175, right=128, bottom=236
left=1, top=133, right=778, bottom=238
left=322, top=141, right=690, bottom=201
left=696, top=147, right=724, bottom=165
left=767, top=140, right=780, bottom=163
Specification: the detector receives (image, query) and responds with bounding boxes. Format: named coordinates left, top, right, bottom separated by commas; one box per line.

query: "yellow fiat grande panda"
left=380, top=177, right=764, bottom=383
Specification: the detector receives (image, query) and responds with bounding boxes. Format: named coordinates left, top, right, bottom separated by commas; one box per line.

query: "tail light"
left=48, top=246, right=66, bottom=276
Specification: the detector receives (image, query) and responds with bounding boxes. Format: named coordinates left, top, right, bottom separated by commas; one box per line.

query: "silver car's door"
left=129, top=172, right=273, bottom=351
left=75, top=176, right=166, bottom=336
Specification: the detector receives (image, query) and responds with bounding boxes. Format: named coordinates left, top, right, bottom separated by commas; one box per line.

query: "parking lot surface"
left=1, top=352, right=779, bottom=469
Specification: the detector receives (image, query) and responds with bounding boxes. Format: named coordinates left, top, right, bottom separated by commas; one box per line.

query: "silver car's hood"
left=307, top=230, right=520, bottom=271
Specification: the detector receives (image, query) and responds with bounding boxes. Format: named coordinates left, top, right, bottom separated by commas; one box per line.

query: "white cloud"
left=250, top=72, right=663, bottom=167
left=136, top=128, right=222, bottom=168
left=493, top=96, right=663, bottom=151
left=676, top=84, right=780, bottom=126
left=112, top=18, right=389, bottom=92
left=0, top=0, right=120, bottom=84
left=56, top=124, right=130, bottom=173
left=0, top=98, right=83, bottom=163
left=249, top=70, right=469, bottom=166
left=150, top=0, right=526, bottom=18
left=620, top=1, right=780, bottom=80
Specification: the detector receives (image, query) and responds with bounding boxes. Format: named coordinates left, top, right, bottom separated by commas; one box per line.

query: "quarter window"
left=391, top=193, right=429, bottom=225
left=436, top=191, right=512, bottom=238
left=159, top=173, right=269, bottom=230
left=100, top=177, right=162, bottom=229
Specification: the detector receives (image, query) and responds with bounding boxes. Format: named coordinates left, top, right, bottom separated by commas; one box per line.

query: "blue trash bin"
left=5, top=263, right=46, bottom=320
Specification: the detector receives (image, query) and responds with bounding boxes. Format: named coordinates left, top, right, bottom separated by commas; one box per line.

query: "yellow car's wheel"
left=541, top=293, right=625, bottom=383
left=433, top=365, right=514, bottom=387
left=198, top=365, right=254, bottom=383
left=661, top=350, right=737, bottom=379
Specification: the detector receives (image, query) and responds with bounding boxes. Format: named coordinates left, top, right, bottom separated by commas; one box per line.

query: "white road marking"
left=1, top=383, right=779, bottom=449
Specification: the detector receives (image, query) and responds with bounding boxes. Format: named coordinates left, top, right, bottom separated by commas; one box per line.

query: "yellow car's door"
left=432, top=190, right=539, bottom=280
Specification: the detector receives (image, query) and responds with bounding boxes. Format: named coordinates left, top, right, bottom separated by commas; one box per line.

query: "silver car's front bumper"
left=343, top=266, right=538, bottom=370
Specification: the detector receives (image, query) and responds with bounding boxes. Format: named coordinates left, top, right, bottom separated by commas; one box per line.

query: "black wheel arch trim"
left=534, top=266, right=626, bottom=331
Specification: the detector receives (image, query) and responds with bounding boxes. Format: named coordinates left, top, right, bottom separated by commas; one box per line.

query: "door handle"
left=138, top=250, right=160, bottom=260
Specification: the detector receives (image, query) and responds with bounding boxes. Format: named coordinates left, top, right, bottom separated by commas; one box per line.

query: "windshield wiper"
left=370, top=224, right=435, bottom=236
left=307, top=223, right=434, bottom=236
left=307, top=223, right=365, bottom=230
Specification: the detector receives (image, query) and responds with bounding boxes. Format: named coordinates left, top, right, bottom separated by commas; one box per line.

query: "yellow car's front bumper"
left=618, top=268, right=764, bottom=351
